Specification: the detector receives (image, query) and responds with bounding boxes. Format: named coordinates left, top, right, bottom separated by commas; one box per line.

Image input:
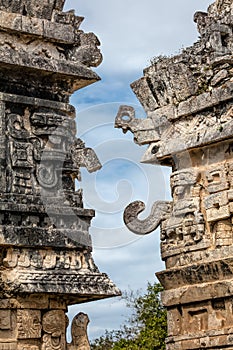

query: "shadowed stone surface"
left=0, top=1, right=120, bottom=349
left=115, top=0, right=233, bottom=348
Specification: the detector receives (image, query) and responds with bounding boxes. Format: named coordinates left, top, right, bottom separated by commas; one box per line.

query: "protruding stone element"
left=115, top=105, right=160, bottom=144
left=42, top=310, right=67, bottom=350
left=68, top=313, right=91, bottom=350
left=124, top=200, right=172, bottom=235
left=193, top=11, right=208, bottom=35
left=115, top=0, right=233, bottom=348
left=70, top=140, right=102, bottom=175
left=0, top=1, right=120, bottom=349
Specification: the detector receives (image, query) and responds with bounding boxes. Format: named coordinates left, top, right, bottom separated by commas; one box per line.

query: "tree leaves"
left=91, top=283, right=167, bottom=350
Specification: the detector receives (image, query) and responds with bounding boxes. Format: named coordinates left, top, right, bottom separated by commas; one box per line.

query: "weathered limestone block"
left=0, top=310, right=11, bottom=330
left=143, top=61, right=198, bottom=107
left=115, top=0, right=233, bottom=348
left=130, top=78, right=159, bottom=112
left=17, top=310, right=41, bottom=339
left=0, top=0, right=65, bottom=20
left=205, top=163, right=229, bottom=193
left=0, top=3, right=102, bottom=102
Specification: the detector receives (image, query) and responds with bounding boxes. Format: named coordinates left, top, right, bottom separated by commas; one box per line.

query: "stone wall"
left=0, top=1, right=120, bottom=349
left=115, top=0, right=233, bottom=348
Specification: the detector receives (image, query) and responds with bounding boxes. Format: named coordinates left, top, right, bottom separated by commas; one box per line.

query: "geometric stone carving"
left=0, top=345, right=17, bottom=350
left=0, top=310, right=11, bottom=330
left=205, top=191, right=230, bottom=222
left=205, top=164, right=229, bottom=193
left=18, top=346, right=39, bottom=350
left=17, top=310, right=41, bottom=339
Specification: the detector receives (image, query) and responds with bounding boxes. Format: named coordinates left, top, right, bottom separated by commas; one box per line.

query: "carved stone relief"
left=3, top=248, right=97, bottom=272
left=168, top=297, right=233, bottom=337
left=17, top=346, right=39, bottom=350
left=68, top=313, right=90, bottom=350
left=0, top=310, right=11, bottom=330
left=42, top=310, right=67, bottom=350
left=17, top=310, right=41, bottom=339
left=0, top=344, right=16, bottom=350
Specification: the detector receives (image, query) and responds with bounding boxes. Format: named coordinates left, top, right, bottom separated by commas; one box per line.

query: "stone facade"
left=115, top=0, right=233, bottom=348
left=0, top=1, right=120, bottom=349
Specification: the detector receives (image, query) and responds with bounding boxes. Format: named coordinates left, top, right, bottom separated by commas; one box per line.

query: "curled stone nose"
left=0, top=0, right=65, bottom=19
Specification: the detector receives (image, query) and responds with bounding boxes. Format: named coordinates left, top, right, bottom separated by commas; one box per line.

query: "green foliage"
left=91, top=283, right=167, bottom=350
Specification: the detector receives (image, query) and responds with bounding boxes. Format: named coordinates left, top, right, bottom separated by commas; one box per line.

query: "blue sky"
left=64, top=0, right=213, bottom=342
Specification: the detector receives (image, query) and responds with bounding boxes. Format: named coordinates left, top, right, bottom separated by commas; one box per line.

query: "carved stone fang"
left=124, top=200, right=172, bottom=235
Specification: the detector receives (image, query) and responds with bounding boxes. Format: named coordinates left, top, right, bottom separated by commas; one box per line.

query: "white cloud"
left=65, top=0, right=213, bottom=75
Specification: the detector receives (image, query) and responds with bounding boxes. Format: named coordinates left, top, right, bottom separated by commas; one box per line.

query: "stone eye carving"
left=37, top=163, right=58, bottom=189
